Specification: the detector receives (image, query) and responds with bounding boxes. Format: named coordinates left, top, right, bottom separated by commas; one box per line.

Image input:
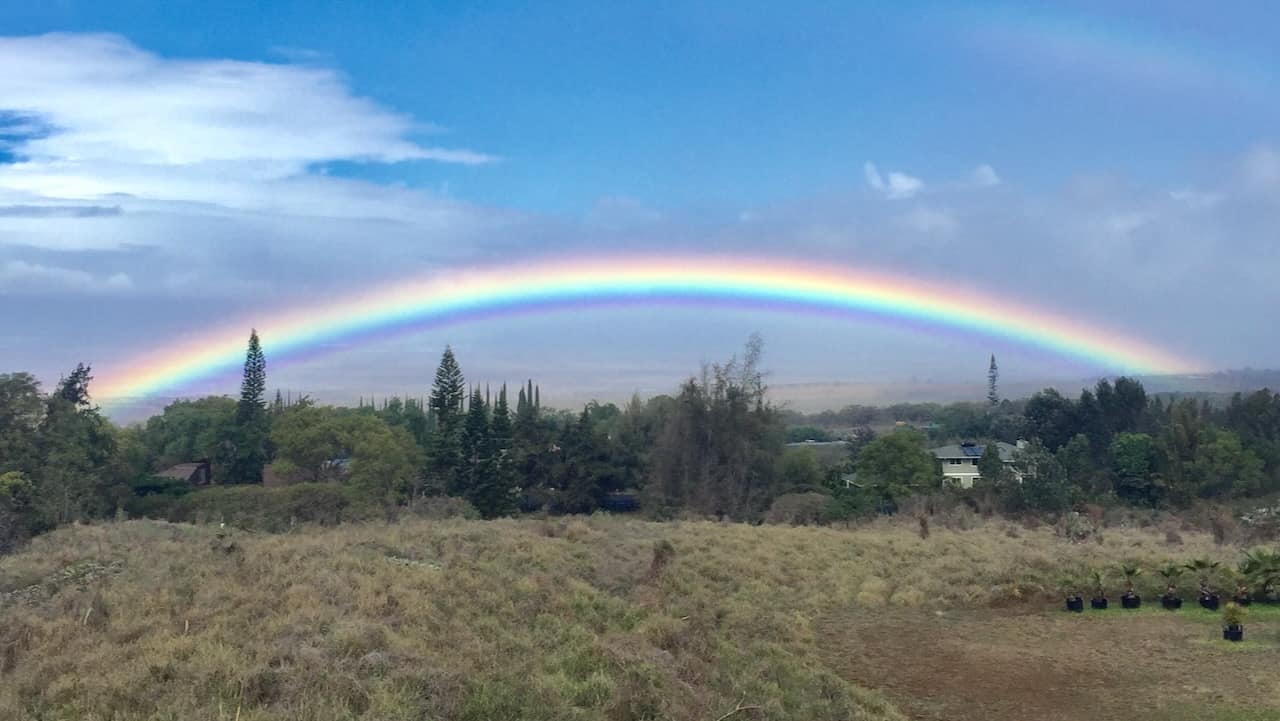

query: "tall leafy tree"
left=976, top=443, right=1007, bottom=486
left=36, top=364, right=116, bottom=525
left=1025, top=388, right=1078, bottom=452
left=986, top=355, right=1000, bottom=407
left=1110, top=432, right=1161, bottom=506
left=0, top=373, right=44, bottom=475
left=647, top=334, right=784, bottom=518
left=340, top=414, right=423, bottom=519
left=227, top=330, right=268, bottom=483
left=855, top=428, right=940, bottom=502
left=1009, top=440, right=1075, bottom=512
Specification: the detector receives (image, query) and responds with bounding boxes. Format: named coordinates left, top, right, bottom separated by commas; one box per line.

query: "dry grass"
left=819, top=606, right=1280, bottom=721
left=0, top=516, right=1247, bottom=720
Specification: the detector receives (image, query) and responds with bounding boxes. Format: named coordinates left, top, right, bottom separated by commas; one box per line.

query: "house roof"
left=156, top=462, right=205, bottom=480
left=931, top=442, right=1019, bottom=463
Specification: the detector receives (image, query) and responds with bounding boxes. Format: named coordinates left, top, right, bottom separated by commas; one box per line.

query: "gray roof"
left=931, top=442, right=1019, bottom=462
left=155, top=462, right=206, bottom=480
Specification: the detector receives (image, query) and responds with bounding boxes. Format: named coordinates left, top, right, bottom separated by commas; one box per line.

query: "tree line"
left=0, top=332, right=790, bottom=549
left=5, top=334, right=1280, bottom=552
left=809, top=375, right=1280, bottom=518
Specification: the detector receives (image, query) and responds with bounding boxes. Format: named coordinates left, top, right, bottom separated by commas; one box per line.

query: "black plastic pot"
left=1200, top=594, right=1220, bottom=611
left=1223, top=624, right=1244, bottom=642
left=1161, top=595, right=1182, bottom=610
left=1091, top=597, right=1108, bottom=610
left=1065, top=596, right=1084, bottom=612
left=1121, top=592, right=1141, bottom=609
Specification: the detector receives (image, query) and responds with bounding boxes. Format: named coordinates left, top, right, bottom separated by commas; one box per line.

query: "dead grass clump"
left=647, top=539, right=676, bottom=582
left=1210, top=509, right=1240, bottom=545
left=1165, top=528, right=1184, bottom=546
left=765, top=493, right=830, bottom=525
left=564, top=519, right=593, bottom=542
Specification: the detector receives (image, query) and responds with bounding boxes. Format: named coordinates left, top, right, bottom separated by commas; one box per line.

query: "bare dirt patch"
left=816, top=605, right=1280, bottom=721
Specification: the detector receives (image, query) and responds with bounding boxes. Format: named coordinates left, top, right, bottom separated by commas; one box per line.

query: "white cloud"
left=0, top=259, right=132, bottom=292
left=0, top=33, right=494, bottom=211
left=864, top=161, right=923, bottom=199
left=885, top=171, right=923, bottom=199
left=971, top=164, right=1001, bottom=187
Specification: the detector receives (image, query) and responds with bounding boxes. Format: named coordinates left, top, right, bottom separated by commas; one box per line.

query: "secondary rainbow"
left=93, top=255, right=1199, bottom=409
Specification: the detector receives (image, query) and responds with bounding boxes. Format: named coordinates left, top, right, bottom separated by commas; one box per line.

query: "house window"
left=949, top=459, right=962, bottom=465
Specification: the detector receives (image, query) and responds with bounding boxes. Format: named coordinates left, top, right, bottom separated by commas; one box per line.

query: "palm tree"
left=1158, top=563, right=1185, bottom=609
left=1090, top=568, right=1107, bottom=601
left=1240, top=549, right=1280, bottom=601
left=1158, top=563, right=1184, bottom=592
left=1119, top=563, right=1142, bottom=593
left=1185, top=558, right=1221, bottom=593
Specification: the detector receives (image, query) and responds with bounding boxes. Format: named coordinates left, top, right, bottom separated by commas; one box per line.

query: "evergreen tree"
left=469, top=385, right=519, bottom=518
left=462, top=387, right=490, bottom=464
left=227, top=330, right=267, bottom=483
left=426, top=346, right=466, bottom=494
left=987, top=354, right=1000, bottom=407
left=491, top=384, right=512, bottom=448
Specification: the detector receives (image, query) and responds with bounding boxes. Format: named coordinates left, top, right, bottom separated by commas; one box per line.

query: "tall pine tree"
left=987, top=354, right=1000, bottom=407
left=426, top=346, right=466, bottom=494
left=228, top=330, right=268, bottom=483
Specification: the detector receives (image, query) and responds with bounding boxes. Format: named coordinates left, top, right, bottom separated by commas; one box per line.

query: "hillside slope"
left=0, top=517, right=1234, bottom=721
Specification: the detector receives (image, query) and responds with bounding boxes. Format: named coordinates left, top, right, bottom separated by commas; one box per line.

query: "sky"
left=1, top=1, right=1278, bottom=416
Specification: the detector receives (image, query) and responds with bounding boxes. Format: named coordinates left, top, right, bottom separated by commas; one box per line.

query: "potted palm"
left=1089, top=568, right=1108, bottom=610
left=1060, top=575, right=1084, bottom=612
left=1240, top=549, right=1280, bottom=605
left=1222, top=602, right=1246, bottom=642
left=1231, top=570, right=1252, bottom=607
left=1186, top=558, right=1221, bottom=611
left=1119, top=563, right=1142, bottom=609
left=1158, top=564, right=1184, bottom=610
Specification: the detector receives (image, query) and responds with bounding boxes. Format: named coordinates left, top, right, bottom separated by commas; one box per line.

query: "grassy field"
left=0, top=515, right=1274, bottom=720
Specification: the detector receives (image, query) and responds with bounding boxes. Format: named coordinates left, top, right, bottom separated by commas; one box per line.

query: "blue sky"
left=1, top=1, right=1278, bottom=412
left=7, top=1, right=1274, bottom=211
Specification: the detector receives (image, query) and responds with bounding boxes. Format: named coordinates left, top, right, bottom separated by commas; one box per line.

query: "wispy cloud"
left=971, top=164, right=1001, bottom=187
left=864, top=161, right=923, bottom=199
left=0, top=259, right=131, bottom=292
left=0, top=204, right=121, bottom=217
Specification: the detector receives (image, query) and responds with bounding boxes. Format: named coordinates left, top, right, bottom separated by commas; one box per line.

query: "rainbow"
left=93, top=255, right=1199, bottom=410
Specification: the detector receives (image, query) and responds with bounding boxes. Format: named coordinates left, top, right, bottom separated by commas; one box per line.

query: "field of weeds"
left=0, top=516, right=1261, bottom=720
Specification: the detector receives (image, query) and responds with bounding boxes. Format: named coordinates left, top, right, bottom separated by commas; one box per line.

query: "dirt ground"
left=816, top=604, right=1280, bottom=721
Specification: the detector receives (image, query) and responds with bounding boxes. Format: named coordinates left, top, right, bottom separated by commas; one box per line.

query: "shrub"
left=1222, top=601, right=1247, bottom=627
left=407, top=496, right=480, bottom=521
left=146, top=483, right=383, bottom=531
left=765, top=493, right=830, bottom=526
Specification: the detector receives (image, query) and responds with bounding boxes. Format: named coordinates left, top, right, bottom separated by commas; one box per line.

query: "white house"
left=932, top=440, right=1024, bottom=489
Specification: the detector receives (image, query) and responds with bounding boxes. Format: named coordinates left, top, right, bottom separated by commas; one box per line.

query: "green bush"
left=131, top=483, right=383, bottom=531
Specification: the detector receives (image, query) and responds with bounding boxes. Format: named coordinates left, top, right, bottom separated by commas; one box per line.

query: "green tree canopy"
left=855, top=428, right=939, bottom=501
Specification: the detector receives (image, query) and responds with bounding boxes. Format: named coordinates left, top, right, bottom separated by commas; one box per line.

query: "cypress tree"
left=491, top=384, right=512, bottom=450
left=458, top=387, right=489, bottom=497
left=987, top=354, right=1000, bottom=407
left=228, top=329, right=267, bottom=483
